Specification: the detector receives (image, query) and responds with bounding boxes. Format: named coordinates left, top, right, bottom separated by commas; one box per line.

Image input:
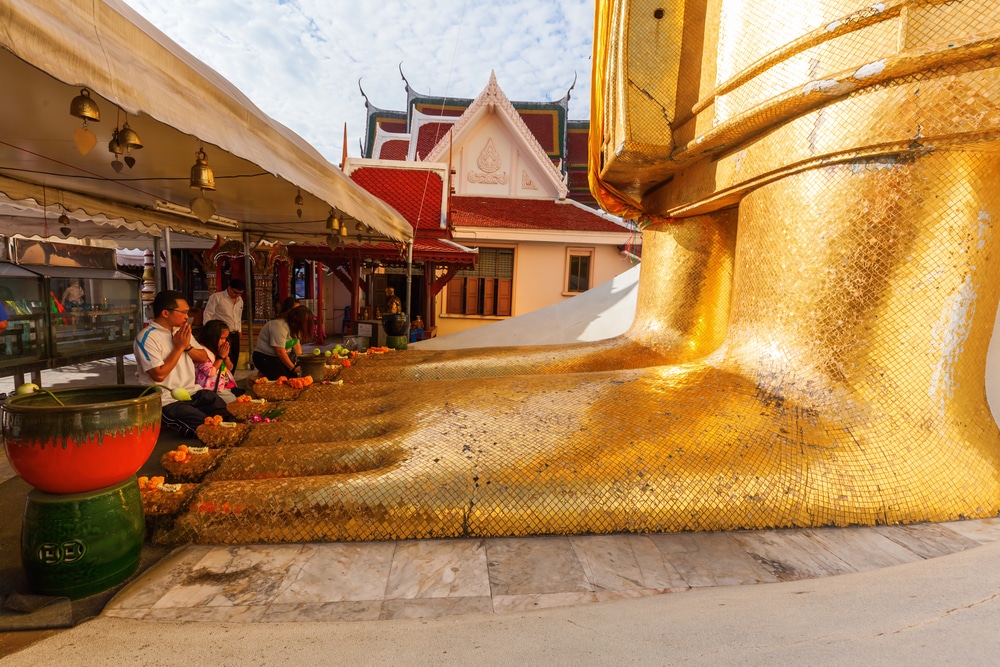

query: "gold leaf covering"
left=150, top=0, right=1000, bottom=544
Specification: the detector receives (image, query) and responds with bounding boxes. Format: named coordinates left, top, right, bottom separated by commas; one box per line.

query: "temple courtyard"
left=3, top=356, right=1000, bottom=663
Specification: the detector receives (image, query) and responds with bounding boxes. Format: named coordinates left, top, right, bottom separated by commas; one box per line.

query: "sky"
left=120, top=0, right=595, bottom=164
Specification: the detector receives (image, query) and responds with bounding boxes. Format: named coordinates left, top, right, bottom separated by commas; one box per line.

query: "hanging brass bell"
left=108, top=128, right=123, bottom=156
left=339, top=224, right=348, bottom=237
left=117, top=122, right=142, bottom=151
left=326, top=210, right=340, bottom=231
left=190, top=149, right=216, bottom=191
left=70, top=88, right=101, bottom=123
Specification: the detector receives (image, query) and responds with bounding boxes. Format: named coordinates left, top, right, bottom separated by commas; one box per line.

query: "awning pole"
left=152, top=237, right=162, bottom=294
left=243, top=231, right=254, bottom=369
left=163, top=227, right=173, bottom=291
left=405, top=242, right=413, bottom=318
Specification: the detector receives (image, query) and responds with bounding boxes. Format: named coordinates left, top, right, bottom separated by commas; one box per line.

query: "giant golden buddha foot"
left=149, top=151, right=1000, bottom=544
left=339, top=211, right=735, bottom=383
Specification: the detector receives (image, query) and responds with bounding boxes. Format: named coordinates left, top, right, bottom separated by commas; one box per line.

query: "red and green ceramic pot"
left=2, top=385, right=161, bottom=494
left=22, top=476, right=144, bottom=599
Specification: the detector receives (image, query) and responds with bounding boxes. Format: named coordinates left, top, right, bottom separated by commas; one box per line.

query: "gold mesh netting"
left=144, top=0, right=1000, bottom=544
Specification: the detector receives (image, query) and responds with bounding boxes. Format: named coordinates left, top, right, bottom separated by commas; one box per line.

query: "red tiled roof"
left=566, top=128, right=589, bottom=166
left=413, top=103, right=466, bottom=117
left=378, top=119, right=408, bottom=133
left=415, top=122, right=454, bottom=160
left=451, top=197, right=626, bottom=233
left=289, top=237, right=476, bottom=269
left=351, top=167, right=444, bottom=231
left=517, top=111, right=557, bottom=154
left=376, top=139, right=409, bottom=161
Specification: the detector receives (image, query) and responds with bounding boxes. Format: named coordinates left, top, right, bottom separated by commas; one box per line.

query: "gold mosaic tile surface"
left=146, top=0, right=1000, bottom=544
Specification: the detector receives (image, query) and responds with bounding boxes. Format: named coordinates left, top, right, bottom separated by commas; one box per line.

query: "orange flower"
left=167, top=449, right=191, bottom=463
left=139, top=475, right=166, bottom=490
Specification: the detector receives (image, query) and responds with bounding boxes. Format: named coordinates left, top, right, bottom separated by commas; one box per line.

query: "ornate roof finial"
left=557, top=72, right=578, bottom=108
left=358, top=78, right=371, bottom=105
left=399, top=63, right=411, bottom=94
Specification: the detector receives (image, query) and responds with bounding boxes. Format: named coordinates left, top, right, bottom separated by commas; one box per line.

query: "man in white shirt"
left=202, top=278, right=244, bottom=370
left=134, top=290, right=228, bottom=437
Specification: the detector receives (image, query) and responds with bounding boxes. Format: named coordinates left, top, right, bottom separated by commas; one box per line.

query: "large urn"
left=381, top=312, right=409, bottom=336
left=3, top=384, right=161, bottom=599
left=2, top=385, right=162, bottom=494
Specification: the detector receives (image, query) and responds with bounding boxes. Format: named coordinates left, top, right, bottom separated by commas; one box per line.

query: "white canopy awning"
left=0, top=0, right=413, bottom=245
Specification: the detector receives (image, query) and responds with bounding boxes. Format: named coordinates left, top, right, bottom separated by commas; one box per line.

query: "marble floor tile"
left=384, top=538, right=490, bottom=600
left=262, top=600, right=382, bottom=623
left=732, top=530, right=855, bottom=580
left=874, top=523, right=981, bottom=559
left=143, top=604, right=267, bottom=623
left=492, top=591, right=600, bottom=614
left=593, top=588, right=671, bottom=604
left=151, top=544, right=305, bottom=609
left=380, top=595, right=493, bottom=620
left=625, top=535, right=690, bottom=591
left=802, top=527, right=922, bottom=571
left=569, top=534, right=646, bottom=592
left=106, top=545, right=215, bottom=611
left=102, top=607, right=150, bottom=620
left=940, top=518, right=1000, bottom=544
left=271, top=541, right=395, bottom=604
left=486, top=536, right=592, bottom=596
left=645, top=532, right=778, bottom=587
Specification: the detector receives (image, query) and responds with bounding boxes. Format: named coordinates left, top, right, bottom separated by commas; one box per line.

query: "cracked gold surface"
left=148, top=0, right=1000, bottom=544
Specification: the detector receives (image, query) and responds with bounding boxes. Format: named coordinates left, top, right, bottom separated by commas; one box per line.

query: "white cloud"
left=121, top=0, right=594, bottom=163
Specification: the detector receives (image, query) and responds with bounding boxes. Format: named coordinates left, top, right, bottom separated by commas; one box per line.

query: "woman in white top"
left=252, top=303, right=314, bottom=380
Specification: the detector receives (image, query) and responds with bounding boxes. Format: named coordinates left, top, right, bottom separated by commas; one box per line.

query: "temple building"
left=346, top=72, right=638, bottom=338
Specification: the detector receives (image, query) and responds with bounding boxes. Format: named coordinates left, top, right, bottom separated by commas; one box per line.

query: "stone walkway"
left=99, top=518, right=1000, bottom=624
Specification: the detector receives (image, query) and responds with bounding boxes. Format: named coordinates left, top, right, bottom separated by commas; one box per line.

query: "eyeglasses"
left=169, top=308, right=190, bottom=314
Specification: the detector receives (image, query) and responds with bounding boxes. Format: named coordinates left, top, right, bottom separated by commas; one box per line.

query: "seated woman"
left=194, top=318, right=241, bottom=403
left=251, top=304, right=314, bottom=381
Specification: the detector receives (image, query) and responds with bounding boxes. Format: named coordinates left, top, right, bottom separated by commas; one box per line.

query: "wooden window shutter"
left=483, top=278, right=495, bottom=316
left=465, top=278, right=480, bottom=314
left=446, top=277, right=465, bottom=314
left=497, top=279, right=512, bottom=316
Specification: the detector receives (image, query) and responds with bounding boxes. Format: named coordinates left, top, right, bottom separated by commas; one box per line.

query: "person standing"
left=202, top=278, right=244, bottom=370
left=134, top=290, right=228, bottom=437
left=62, top=280, right=85, bottom=309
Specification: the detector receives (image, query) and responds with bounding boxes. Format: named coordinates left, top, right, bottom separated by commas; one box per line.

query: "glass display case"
left=0, top=258, right=141, bottom=385
left=0, top=262, right=47, bottom=368
left=44, top=267, right=141, bottom=359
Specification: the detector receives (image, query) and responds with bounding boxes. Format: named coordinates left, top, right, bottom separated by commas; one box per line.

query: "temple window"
left=565, top=247, right=594, bottom=294
left=446, top=247, right=514, bottom=316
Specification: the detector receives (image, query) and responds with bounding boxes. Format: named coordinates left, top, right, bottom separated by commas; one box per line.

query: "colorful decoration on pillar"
left=250, top=244, right=289, bottom=321
left=140, top=249, right=155, bottom=323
